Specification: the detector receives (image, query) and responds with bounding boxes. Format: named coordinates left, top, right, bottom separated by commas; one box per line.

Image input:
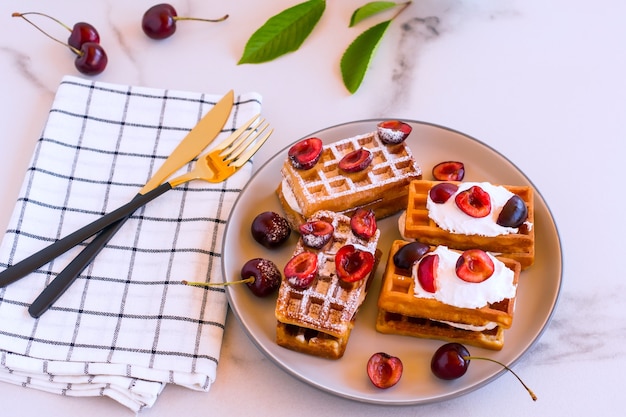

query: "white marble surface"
left=0, top=0, right=623, bottom=415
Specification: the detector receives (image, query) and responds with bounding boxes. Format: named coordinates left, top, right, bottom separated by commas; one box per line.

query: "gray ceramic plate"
left=223, top=120, right=562, bottom=405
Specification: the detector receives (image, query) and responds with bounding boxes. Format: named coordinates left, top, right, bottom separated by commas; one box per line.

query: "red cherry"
left=431, top=342, right=538, bottom=401
left=429, top=182, right=459, bottom=204
left=417, top=254, right=438, bottom=293
left=432, top=161, right=465, bottom=181
left=497, top=195, right=528, bottom=228
left=284, top=252, right=318, bottom=290
left=350, top=208, right=377, bottom=239
left=376, top=120, right=412, bottom=144
left=74, top=42, right=108, bottom=75
left=338, top=148, right=372, bottom=173
left=288, top=137, right=323, bottom=170
left=367, top=352, right=403, bottom=389
left=240, top=258, right=282, bottom=297
left=299, top=220, right=334, bottom=249
left=393, top=241, right=429, bottom=269
left=455, top=249, right=495, bottom=283
left=335, top=245, right=375, bottom=283
left=455, top=185, right=491, bottom=218
left=431, top=342, right=470, bottom=380
left=251, top=211, right=291, bottom=249
left=142, top=3, right=229, bottom=40
left=68, top=22, right=100, bottom=49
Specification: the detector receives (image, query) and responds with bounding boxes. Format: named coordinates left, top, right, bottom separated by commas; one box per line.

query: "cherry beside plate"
left=222, top=119, right=562, bottom=405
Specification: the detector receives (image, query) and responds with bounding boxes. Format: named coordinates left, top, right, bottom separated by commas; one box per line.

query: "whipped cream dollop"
left=412, top=246, right=516, bottom=309
left=426, top=181, right=525, bottom=237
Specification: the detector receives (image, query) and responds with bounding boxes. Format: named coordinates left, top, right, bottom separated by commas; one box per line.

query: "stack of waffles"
left=276, top=130, right=422, bottom=230
left=376, top=240, right=521, bottom=350
left=275, top=210, right=381, bottom=359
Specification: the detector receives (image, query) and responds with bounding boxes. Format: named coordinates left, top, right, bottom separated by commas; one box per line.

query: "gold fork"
left=0, top=114, right=272, bottom=292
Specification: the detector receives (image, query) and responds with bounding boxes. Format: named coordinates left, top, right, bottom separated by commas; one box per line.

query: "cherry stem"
left=174, top=14, right=229, bottom=23
left=12, top=12, right=81, bottom=56
left=464, top=355, right=537, bottom=401
left=12, top=11, right=72, bottom=32
left=182, top=277, right=254, bottom=287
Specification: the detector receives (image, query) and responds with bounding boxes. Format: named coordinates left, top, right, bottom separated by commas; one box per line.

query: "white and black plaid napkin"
left=0, top=76, right=262, bottom=411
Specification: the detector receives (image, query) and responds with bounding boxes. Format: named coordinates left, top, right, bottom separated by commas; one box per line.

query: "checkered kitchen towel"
left=0, top=76, right=262, bottom=411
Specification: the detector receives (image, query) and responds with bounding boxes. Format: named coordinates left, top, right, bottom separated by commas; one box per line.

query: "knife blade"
left=0, top=90, right=235, bottom=293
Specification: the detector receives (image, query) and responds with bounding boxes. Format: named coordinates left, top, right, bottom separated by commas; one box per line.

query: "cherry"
left=431, top=342, right=537, bottom=401
left=393, top=241, right=429, bottom=269
left=376, top=120, right=412, bottom=144
left=350, top=208, right=377, bottom=239
left=288, top=137, right=323, bottom=170
left=338, top=148, right=372, bottom=173
left=429, top=182, right=459, bottom=204
left=497, top=195, right=528, bottom=228
left=455, top=185, right=491, bottom=218
left=12, top=12, right=107, bottom=75
left=417, top=254, right=438, bottom=293
left=455, top=249, right=494, bottom=283
left=299, top=220, right=334, bottom=249
left=251, top=211, right=291, bottom=249
left=74, top=42, right=108, bottom=75
left=335, top=245, right=375, bottom=283
left=182, top=257, right=281, bottom=298
left=284, top=252, right=318, bottom=290
left=432, top=161, right=465, bottom=181
left=367, top=352, right=403, bottom=389
left=142, top=3, right=229, bottom=40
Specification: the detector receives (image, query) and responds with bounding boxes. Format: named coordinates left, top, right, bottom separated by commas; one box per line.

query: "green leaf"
left=238, top=0, right=326, bottom=64
left=340, top=20, right=391, bottom=94
left=349, top=1, right=397, bottom=27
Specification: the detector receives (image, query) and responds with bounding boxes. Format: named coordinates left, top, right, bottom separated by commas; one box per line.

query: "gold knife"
left=0, top=90, right=235, bottom=299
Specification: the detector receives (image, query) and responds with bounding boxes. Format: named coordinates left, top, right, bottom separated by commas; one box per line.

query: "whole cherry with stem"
left=12, top=12, right=107, bottom=75
left=142, top=3, right=229, bottom=39
left=431, top=342, right=537, bottom=401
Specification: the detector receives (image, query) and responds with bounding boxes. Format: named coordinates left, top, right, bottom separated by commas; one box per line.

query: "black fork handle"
left=0, top=182, right=172, bottom=288
left=28, top=216, right=126, bottom=318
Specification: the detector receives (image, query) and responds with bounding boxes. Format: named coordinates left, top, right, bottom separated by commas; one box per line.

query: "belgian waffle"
left=402, top=180, right=535, bottom=269
left=277, top=130, right=422, bottom=229
left=275, top=210, right=381, bottom=359
left=376, top=240, right=521, bottom=350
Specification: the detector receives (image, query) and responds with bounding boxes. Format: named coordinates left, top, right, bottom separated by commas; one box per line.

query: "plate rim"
left=223, top=118, right=563, bottom=405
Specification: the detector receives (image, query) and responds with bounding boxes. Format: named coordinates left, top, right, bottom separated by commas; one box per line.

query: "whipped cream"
left=281, top=178, right=303, bottom=214
left=412, top=246, right=516, bottom=309
left=435, top=320, right=498, bottom=332
left=426, top=181, right=525, bottom=237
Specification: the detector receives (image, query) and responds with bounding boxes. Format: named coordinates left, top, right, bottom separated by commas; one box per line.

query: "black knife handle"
left=0, top=182, right=172, bottom=288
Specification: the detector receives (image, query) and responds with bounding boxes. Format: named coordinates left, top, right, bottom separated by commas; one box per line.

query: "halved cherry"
left=432, top=161, right=465, bottom=181
left=338, top=148, right=372, bottom=173
left=367, top=352, right=403, bottom=389
left=299, top=220, right=334, bottom=249
left=455, top=185, right=491, bottom=218
left=455, top=249, right=494, bottom=283
left=429, top=182, right=459, bottom=204
left=288, top=137, right=323, bottom=170
left=393, top=241, right=430, bottom=269
left=350, top=208, right=377, bottom=239
left=284, top=252, right=318, bottom=290
left=335, top=245, right=375, bottom=283
left=497, top=195, right=528, bottom=228
left=417, top=254, right=439, bottom=293
left=376, top=120, right=412, bottom=144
